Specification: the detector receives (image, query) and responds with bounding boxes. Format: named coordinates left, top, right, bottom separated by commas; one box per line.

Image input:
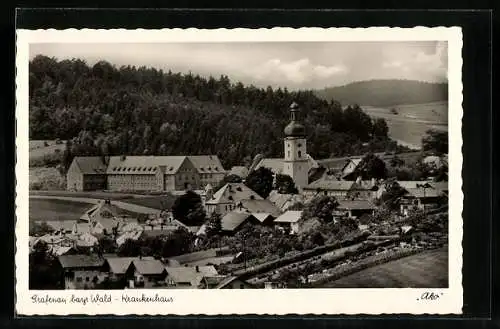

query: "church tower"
left=283, top=102, right=308, bottom=190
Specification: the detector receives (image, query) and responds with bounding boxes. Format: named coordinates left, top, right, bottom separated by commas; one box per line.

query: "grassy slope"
left=323, top=248, right=448, bottom=288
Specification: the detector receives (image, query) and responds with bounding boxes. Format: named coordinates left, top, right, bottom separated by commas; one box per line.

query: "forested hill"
left=315, top=80, right=448, bottom=107
left=29, top=55, right=405, bottom=169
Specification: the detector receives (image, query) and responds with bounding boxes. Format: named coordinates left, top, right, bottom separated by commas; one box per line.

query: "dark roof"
left=132, top=259, right=166, bottom=275
left=337, top=200, right=376, bottom=210
left=304, top=179, right=353, bottom=191
left=239, top=199, right=281, bottom=217
left=221, top=212, right=252, bottom=231
left=58, top=254, right=105, bottom=269
left=105, top=257, right=136, bottom=274
left=73, top=156, right=107, bottom=175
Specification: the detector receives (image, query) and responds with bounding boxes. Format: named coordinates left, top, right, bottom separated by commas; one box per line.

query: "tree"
left=354, top=153, right=387, bottom=180
left=205, top=212, right=222, bottom=237
left=214, top=174, right=242, bottom=192
left=380, top=182, right=407, bottom=210
left=422, top=129, right=448, bottom=155
left=172, top=190, right=207, bottom=226
left=245, top=167, right=274, bottom=198
left=117, top=239, right=141, bottom=257
left=29, top=241, right=64, bottom=289
left=275, top=174, right=298, bottom=194
left=301, top=195, right=339, bottom=223
left=372, top=118, right=389, bottom=139
left=97, top=235, right=117, bottom=254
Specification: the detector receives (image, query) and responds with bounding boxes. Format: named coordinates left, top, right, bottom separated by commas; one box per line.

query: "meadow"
left=29, top=140, right=66, bottom=162
left=363, top=101, right=448, bottom=149
left=29, top=198, right=93, bottom=222
left=323, top=248, right=448, bottom=288
left=29, top=198, right=140, bottom=223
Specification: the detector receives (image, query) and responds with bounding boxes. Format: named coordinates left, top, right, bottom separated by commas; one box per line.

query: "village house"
left=103, top=256, right=137, bottom=285
left=266, top=190, right=308, bottom=212
left=125, top=258, right=167, bottom=288
left=58, top=254, right=106, bottom=289
left=273, top=210, right=303, bottom=234
left=302, top=178, right=354, bottom=198
left=164, top=265, right=219, bottom=288
left=204, top=182, right=263, bottom=216
left=336, top=199, right=377, bottom=219
left=220, top=212, right=259, bottom=234
left=400, top=186, right=446, bottom=216
left=66, top=156, right=107, bottom=191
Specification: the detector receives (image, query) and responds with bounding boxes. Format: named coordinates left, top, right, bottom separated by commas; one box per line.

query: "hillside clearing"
left=363, top=102, right=448, bottom=149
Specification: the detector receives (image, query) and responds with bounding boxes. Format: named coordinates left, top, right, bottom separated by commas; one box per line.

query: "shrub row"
left=309, top=247, right=422, bottom=287
left=236, top=231, right=371, bottom=279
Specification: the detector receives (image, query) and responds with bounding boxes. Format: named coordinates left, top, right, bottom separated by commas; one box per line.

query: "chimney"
left=196, top=265, right=199, bottom=272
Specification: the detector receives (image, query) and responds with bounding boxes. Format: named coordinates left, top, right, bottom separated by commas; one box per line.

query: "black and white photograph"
left=16, top=27, right=463, bottom=315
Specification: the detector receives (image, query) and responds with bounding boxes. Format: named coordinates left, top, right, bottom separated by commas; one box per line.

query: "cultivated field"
left=363, top=101, right=448, bottom=149
left=323, top=247, right=448, bottom=288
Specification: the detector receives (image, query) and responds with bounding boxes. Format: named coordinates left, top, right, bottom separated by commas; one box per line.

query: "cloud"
left=248, top=58, right=348, bottom=85
left=381, top=41, right=448, bottom=81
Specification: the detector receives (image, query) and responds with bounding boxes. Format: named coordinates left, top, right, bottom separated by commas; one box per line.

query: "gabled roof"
left=132, top=259, right=166, bottom=275
left=274, top=210, right=303, bottom=223
left=79, top=201, right=123, bottom=223
left=221, top=212, right=252, bottom=231
left=58, top=254, right=105, bottom=269
left=105, top=257, right=137, bottom=274
left=187, top=155, right=225, bottom=174
left=337, top=199, right=376, bottom=210
left=304, top=179, right=354, bottom=191
left=165, top=267, right=201, bottom=287
left=72, top=156, right=107, bottom=175
left=237, top=199, right=281, bottom=218
left=206, top=183, right=263, bottom=205
left=214, top=275, right=253, bottom=289
left=107, top=156, right=187, bottom=175
left=252, top=213, right=274, bottom=223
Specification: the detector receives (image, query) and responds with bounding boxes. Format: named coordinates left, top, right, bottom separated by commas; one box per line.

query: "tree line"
left=30, top=55, right=403, bottom=170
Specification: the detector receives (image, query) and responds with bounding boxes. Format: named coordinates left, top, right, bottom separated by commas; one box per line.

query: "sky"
left=30, top=41, right=448, bottom=90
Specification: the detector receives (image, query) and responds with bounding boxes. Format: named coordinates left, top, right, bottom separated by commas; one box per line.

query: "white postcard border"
left=16, top=27, right=463, bottom=315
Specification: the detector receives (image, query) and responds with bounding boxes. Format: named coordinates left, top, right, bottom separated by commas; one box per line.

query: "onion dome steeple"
left=284, top=102, right=306, bottom=137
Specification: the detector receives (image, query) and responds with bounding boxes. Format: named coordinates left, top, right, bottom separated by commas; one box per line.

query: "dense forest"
left=314, top=79, right=448, bottom=107
left=29, top=55, right=405, bottom=169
